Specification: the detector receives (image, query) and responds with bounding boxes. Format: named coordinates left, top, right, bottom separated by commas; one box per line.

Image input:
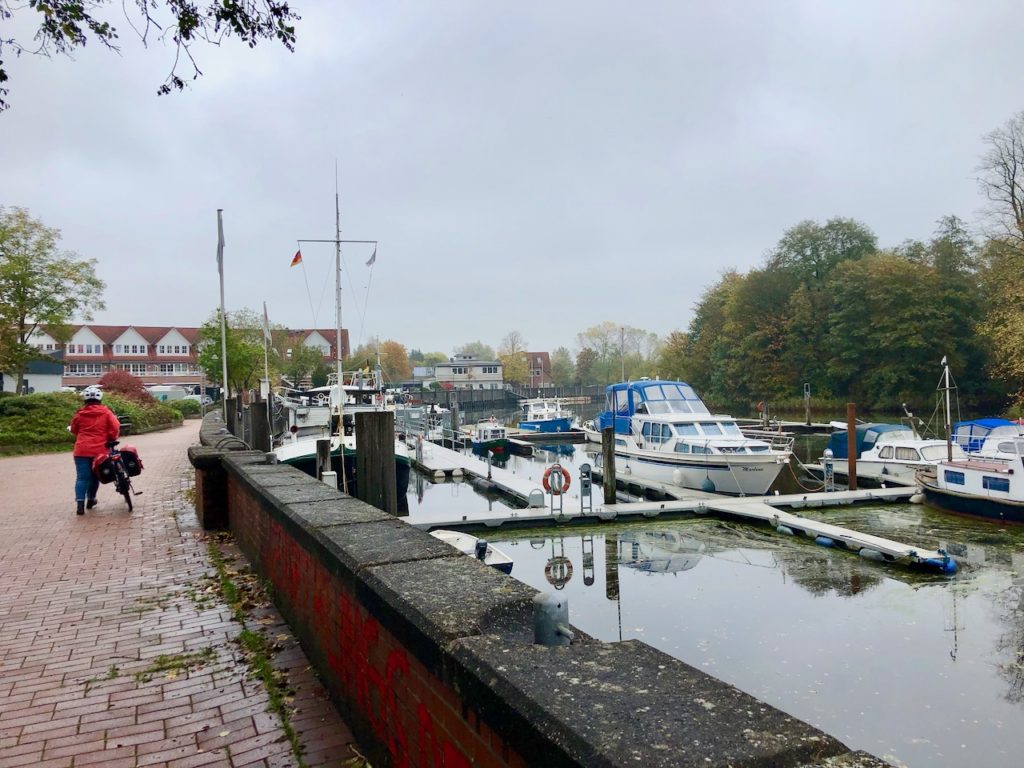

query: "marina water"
left=405, top=439, right=1024, bottom=767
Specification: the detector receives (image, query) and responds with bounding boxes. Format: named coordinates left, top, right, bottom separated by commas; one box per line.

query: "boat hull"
left=919, top=480, right=1024, bottom=524
left=518, top=417, right=573, bottom=433
left=276, top=440, right=411, bottom=504
left=613, top=449, right=786, bottom=496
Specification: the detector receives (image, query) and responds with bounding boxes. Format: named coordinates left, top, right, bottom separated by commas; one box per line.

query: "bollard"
left=579, top=463, right=593, bottom=514
left=533, top=593, right=574, bottom=646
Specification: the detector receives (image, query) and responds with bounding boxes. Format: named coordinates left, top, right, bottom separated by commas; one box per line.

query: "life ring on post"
left=542, top=464, right=571, bottom=495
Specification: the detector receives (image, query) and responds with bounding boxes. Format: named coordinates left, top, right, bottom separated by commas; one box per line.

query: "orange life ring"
left=542, top=465, right=571, bottom=495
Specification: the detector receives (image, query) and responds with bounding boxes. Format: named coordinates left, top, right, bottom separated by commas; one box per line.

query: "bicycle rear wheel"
left=117, top=472, right=133, bottom=512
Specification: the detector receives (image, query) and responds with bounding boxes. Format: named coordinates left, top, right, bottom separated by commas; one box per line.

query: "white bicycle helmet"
left=81, top=385, right=103, bottom=401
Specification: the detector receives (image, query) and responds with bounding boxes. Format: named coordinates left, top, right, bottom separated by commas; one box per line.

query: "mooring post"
left=602, top=426, right=617, bottom=505
left=847, top=402, right=858, bottom=491
left=355, top=411, right=397, bottom=515
left=315, top=438, right=332, bottom=482
left=533, top=593, right=574, bottom=646
left=225, top=398, right=238, bottom=437
left=249, top=401, right=271, bottom=453
left=804, top=382, right=811, bottom=426
left=450, top=402, right=460, bottom=446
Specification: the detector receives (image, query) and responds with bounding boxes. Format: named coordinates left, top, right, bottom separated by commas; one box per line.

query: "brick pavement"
left=0, top=421, right=361, bottom=768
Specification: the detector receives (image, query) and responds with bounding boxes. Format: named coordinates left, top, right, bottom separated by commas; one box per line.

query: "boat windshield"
left=921, top=444, right=966, bottom=460
left=640, top=383, right=710, bottom=415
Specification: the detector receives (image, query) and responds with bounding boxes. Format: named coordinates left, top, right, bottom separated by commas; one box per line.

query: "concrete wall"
left=192, top=413, right=886, bottom=768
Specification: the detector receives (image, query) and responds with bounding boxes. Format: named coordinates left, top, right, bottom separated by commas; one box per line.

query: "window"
left=895, top=447, right=921, bottom=461
left=698, top=422, right=723, bottom=436
left=691, top=444, right=710, bottom=454
left=674, top=443, right=690, bottom=453
left=944, top=470, right=965, bottom=485
left=983, top=476, right=1010, bottom=493
left=66, top=363, right=102, bottom=376
left=879, top=446, right=894, bottom=459
left=674, top=423, right=699, bottom=436
left=451, top=366, right=466, bottom=375
left=721, top=422, right=743, bottom=436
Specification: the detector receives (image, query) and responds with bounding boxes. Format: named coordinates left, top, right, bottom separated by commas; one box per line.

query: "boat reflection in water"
left=617, top=530, right=707, bottom=574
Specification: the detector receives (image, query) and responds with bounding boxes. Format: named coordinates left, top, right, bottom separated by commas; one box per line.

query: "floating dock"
left=401, top=439, right=955, bottom=574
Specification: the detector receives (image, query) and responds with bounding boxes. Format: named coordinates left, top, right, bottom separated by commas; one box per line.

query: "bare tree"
left=978, top=111, right=1024, bottom=243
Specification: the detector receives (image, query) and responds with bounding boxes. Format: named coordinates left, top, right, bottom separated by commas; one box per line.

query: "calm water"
left=403, top=440, right=1024, bottom=767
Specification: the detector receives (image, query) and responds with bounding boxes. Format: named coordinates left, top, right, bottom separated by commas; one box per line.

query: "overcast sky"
left=2, top=1, right=1020, bottom=356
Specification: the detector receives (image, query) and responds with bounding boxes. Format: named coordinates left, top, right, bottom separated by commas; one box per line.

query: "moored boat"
left=917, top=438, right=1024, bottom=523
left=518, top=398, right=573, bottom=433
left=429, top=529, right=514, bottom=573
left=827, top=421, right=964, bottom=483
left=593, top=379, right=792, bottom=495
left=471, top=417, right=509, bottom=458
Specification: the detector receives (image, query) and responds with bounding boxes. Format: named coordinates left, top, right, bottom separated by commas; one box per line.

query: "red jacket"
left=71, top=403, right=121, bottom=458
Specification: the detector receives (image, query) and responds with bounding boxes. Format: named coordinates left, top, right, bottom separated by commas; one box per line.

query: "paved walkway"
left=0, top=421, right=359, bottom=768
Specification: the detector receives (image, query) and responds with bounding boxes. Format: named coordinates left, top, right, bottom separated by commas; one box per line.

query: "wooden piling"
left=250, top=401, right=271, bottom=453
left=846, top=403, right=857, bottom=491
left=225, top=398, right=238, bottom=437
left=605, top=533, right=619, bottom=600
left=356, top=411, right=397, bottom=516
left=602, top=426, right=617, bottom=505
left=315, top=438, right=332, bottom=482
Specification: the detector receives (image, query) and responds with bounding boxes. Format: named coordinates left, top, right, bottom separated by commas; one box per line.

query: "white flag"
left=365, top=245, right=377, bottom=267
left=262, top=301, right=271, bottom=343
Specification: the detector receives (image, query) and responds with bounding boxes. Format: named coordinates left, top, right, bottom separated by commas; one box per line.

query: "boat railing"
left=739, top=426, right=795, bottom=453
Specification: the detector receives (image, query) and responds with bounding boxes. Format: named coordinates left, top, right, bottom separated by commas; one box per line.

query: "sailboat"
left=272, top=185, right=411, bottom=503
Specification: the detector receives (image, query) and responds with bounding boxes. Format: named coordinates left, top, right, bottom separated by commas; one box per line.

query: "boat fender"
left=859, top=548, right=885, bottom=562
left=701, top=477, right=716, bottom=493
left=922, top=556, right=958, bottom=575
left=672, top=469, right=683, bottom=486
left=776, top=525, right=796, bottom=536
left=909, top=492, right=924, bottom=504
left=815, top=535, right=835, bottom=548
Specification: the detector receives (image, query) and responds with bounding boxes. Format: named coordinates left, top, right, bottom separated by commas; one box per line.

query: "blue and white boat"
left=594, top=379, right=792, bottom=496
left=917, top=437, right=1024, bottom=524
left=518, top=398, right=574, bottom=433
left=954, top=418, right=1024, bottom=459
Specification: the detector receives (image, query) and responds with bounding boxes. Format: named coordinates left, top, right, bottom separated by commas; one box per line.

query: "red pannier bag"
left=119, top=445, right=144, bottom=477
left=92, top=454, right=117, bottom=484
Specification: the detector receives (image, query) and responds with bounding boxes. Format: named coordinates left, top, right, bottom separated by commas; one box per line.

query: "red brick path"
left=0, top=421, right=360, bottom=768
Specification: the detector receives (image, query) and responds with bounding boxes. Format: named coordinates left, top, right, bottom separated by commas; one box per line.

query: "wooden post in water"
left=315, top=438, right=332, bottom=482
left=250, top=401, right=271, bottom=453
left=356, top=411, right=397, bottom=515
left=450, top=401, right=460, bottom=446
left=225, top=398, right=238, bottom=437
left=846, top=402, right=858, bottom=491
left=602, top=426, right=617, bottom=505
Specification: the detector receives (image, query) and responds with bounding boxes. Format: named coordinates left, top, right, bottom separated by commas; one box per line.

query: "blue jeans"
left=74, top=456, right=99, bottom=502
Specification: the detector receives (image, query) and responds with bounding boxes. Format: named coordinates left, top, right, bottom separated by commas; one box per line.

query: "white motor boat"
left=429, top=529, right=513, bottom=574
left=593, top=379, right=792, bottom=496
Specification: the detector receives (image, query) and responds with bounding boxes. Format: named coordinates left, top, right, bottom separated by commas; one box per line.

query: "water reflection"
left=492, top=519, right=1024, bottom=768
left=405, top=441, right=1024, bottom=766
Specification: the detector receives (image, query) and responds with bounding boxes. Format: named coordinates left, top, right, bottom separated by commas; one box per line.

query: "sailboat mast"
left=944, top=357, right=952, bottom=461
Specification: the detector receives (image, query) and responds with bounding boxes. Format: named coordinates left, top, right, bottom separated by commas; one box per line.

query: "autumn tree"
left=0, top=1, right=300, bottom=112
left=550, top=346, right=575, bottom=387
left=454, top=340, right=495, bottom=360
left=978, top=111, right=1024, bottom=243
left=281, top=343, right=325, bottom=388
left=0, top=207, right=105, bottom=394
left=497, top=331, right=528, bottom=386
left=575, top=347, right=597, bottom=385
left=196, top=308, right=266, bottom=398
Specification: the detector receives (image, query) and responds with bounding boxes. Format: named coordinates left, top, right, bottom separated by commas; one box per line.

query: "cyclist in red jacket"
left=70, top=386, right=120, bottom=515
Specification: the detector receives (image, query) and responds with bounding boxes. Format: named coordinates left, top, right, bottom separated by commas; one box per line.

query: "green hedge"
left=0, top=392, right=181, bottom=455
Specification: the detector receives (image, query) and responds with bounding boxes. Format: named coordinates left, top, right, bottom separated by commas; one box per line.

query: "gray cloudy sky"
left=2, top=1, right=1021, bottom=356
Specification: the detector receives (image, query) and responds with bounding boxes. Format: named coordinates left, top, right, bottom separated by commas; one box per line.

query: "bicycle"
left=95, top=440, right=142, bottom=511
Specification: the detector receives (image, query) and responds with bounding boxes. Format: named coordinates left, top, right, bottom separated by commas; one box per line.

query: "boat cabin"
left=596, top=380, right=710, bottom=435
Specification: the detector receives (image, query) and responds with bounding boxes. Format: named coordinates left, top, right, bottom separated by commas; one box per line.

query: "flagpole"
left=217, top=209, right=229, bottom=422
left=334, top=172, right=347, bottom=494
left=263, top=302, right=272, bottom=445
